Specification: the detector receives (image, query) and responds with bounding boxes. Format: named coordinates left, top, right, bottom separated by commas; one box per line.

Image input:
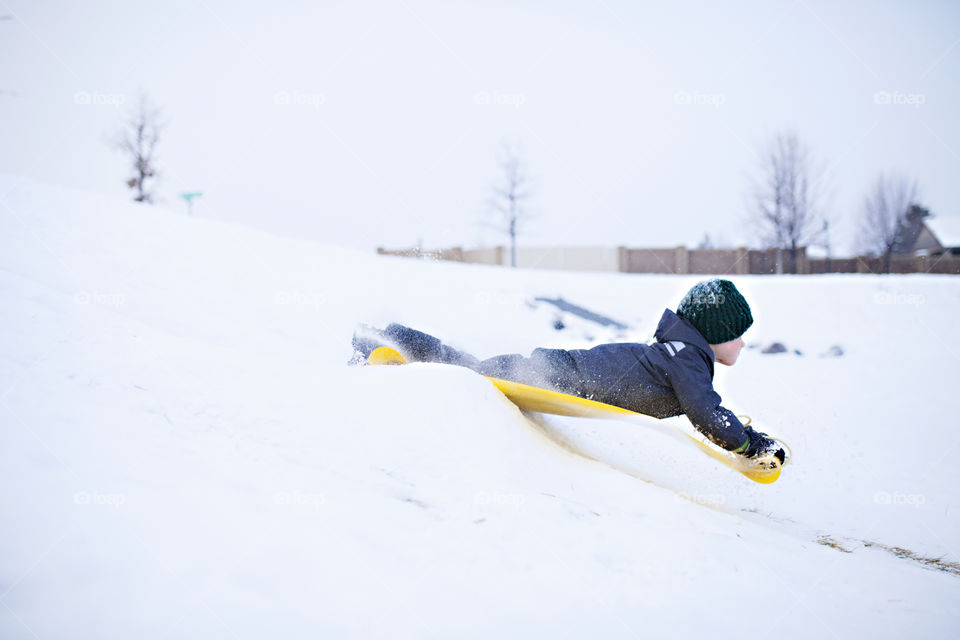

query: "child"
left=353, top=278, right=784, bottom=462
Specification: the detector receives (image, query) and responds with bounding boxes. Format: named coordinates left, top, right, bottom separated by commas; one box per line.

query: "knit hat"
left=676, top=279, right=753, bottom=345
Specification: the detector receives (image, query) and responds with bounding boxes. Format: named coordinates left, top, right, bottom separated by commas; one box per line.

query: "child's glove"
left=740, top=425, right=786, bottom=464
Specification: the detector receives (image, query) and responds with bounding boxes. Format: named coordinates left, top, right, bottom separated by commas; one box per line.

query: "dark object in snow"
left=553, top=318, right=566, bottom=331
left=793, top=349, right=804, bottom=356
left=821, top=345, right=844, bottom=358
left=534, top=297, right=629, bottom=330
left=762, top=342, right=788, bottom=354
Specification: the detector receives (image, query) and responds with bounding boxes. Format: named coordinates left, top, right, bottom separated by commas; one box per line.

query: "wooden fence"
left=377, top=245, right=960, bottom=275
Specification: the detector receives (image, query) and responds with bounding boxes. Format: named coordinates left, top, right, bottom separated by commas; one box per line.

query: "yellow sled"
left=367, top=346, right=785, bottom=484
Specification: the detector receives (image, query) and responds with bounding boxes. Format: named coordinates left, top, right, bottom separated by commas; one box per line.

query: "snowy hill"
left=1, top=176, right=958, bottom=638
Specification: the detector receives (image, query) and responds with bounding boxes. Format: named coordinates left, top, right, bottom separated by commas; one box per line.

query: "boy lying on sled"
left=353, top=278, right=785, bottom=463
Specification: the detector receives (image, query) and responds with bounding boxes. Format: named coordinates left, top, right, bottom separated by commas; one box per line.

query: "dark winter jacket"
left=382, top=310, right=749, bottom=451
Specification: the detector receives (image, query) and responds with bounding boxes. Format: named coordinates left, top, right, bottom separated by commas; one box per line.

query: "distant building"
left=891, top=206, right=960, bottom=256
left=892, top=206, right=938, bottom=254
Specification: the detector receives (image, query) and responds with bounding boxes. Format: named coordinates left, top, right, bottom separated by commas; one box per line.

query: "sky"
left=1, top=0, right=958, bottom=255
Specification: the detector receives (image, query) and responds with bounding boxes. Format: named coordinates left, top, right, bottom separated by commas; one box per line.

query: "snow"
left=1, top=175, right=959, bottom=638
left=925, top=215, right=960, bottom=248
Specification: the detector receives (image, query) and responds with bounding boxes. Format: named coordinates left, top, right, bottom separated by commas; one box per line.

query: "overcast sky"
left=2, top=0, right=958, bottom=255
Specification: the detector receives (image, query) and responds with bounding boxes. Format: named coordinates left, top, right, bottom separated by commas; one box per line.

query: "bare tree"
left=747, top=131, right=827, bottom=273
left=486, top=142, right=533, bottom=268
left=112, top=92, right=163, bottom=203
left=858, top=172, right=920, bottom=273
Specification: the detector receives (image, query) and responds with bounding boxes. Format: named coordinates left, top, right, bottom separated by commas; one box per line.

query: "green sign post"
left=180, top=191, right=203, bottom=215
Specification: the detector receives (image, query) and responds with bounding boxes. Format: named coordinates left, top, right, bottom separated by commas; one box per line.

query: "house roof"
left=925, top=216, right=960, bottom=248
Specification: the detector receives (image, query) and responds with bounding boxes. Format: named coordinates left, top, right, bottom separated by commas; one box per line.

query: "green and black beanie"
left=676, top=279, right=753, bottom=345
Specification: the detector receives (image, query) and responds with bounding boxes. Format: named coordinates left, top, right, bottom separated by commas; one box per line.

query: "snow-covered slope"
left=1, top=176, right=958, bottom=638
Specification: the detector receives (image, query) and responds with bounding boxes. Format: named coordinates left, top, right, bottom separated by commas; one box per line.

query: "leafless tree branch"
left=111, top=92, right=164, bottom=204
left=858, top=172, right=920, bottom=272
left=746, top=131, right=828, bottom=273
left=485, top=141, right=534, bottom=267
